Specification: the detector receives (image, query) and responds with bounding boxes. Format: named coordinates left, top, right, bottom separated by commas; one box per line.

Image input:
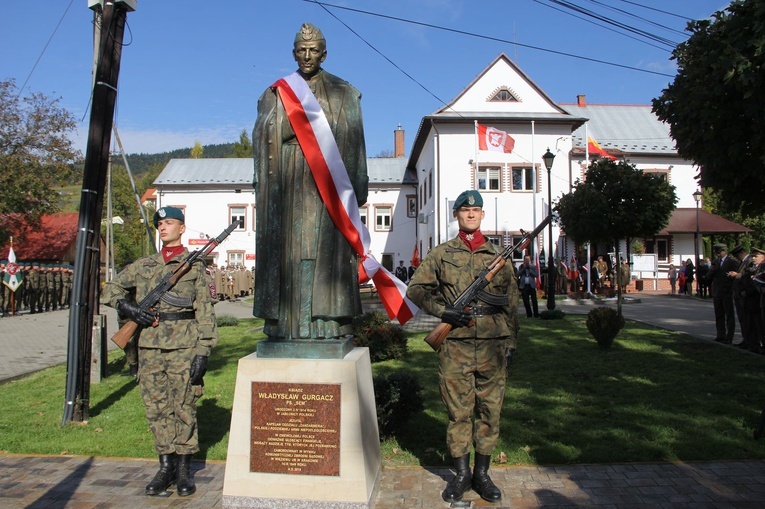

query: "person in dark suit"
left=709, top=244, right=738, bottom=343
left=517, top=255, right=539, bottom=317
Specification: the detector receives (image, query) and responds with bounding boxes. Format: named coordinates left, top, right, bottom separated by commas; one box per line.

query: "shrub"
left=353, top=311, right=408, bottom=362
left=539, top=309, right=566, bottom=320
left=373, top=372, right=424, bottom=438
left=216, top=314, right=239, bottom=327
left=586, top=306, right=625, bottom=348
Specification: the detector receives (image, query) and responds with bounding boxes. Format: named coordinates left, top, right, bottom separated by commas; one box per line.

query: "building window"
left=512, top=166, right=534, bottom=191
left=428, top=172, right=433, bottom=199
left=381, top=253, right=393, bottom=273
left=406, top=195, right=416, bottom=218
left=477, top=166, right=501, bottom=192
left=375, top=205, right=392, bottom=231
left=644, top=169, right=669, bottom=182
left=508, top=235, right=526, bottom=262
left=488, top=87, right=519, bottom=102
left=229, top=205, right=246, bottom=230
left=228, top=251, right=244, bottom=268
left=486, top=235, right=502, bottom=246
left=645, top=238, right=669, bottom=262
left=359, top=206, right=367, bottom=226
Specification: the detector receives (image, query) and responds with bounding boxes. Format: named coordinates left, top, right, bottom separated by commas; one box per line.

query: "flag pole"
left=474, top=120, right=479, bottom=173
left=531, top=120, right=536, bottom=256
left=9, top=236, right=14, bottom=316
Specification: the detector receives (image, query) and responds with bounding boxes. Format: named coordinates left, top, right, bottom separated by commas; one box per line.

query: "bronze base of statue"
left=256, top=338, right=355, bottom=360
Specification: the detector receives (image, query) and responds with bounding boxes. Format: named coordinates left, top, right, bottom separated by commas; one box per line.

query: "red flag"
left=534, top=250, right=542, bottom=289
left=411, top=245, right=420, bottom=267
left=587, top=136, right=617, bottom=160
left=477, top=123, right=515, bottom=153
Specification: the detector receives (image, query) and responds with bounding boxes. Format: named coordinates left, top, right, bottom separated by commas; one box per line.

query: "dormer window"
left=489, top=87, right=519, bottom=102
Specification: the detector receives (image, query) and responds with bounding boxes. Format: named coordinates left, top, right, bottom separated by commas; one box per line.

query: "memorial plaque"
left=250, top=382, right=341, bottom=476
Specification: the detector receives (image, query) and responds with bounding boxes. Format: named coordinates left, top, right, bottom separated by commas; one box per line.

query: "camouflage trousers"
left=438, top=338, right=507, bottom=458
left=139, top=347, right=202, bottom=455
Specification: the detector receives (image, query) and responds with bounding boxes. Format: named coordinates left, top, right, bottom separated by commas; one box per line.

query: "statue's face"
left=293, top=40, right=326, bottom=77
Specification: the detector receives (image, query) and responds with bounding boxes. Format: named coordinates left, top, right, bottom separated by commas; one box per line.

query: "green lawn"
left=2, top=315, right=765, bottom=468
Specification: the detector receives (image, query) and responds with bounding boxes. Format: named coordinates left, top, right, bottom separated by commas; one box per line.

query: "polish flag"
left=587, top=136, right=617, bottom=160
left=477, top=123, right=515, bottom=153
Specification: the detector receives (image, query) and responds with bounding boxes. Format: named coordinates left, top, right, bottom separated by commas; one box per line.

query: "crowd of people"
left=0, top=263, right=73, bottom=316
left=709, top=243, right=765, bottom=354
left=207, top=265, right=254, bottom=302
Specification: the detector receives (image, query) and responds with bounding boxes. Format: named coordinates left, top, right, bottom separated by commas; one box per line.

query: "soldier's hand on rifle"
left=441, top=306, right=472, bottom=328
left=190, top=355, right=208, bottom=386
left=116, top=299, right=156, bottom=327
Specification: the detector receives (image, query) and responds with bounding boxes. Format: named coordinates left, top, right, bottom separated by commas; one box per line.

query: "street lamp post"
left=542, top=148, right=556, bottom=310
left=693, top=189, right=703, bottom=296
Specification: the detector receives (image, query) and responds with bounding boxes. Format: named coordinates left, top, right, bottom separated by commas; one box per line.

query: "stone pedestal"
left=222, top=348, right=381, bottom=509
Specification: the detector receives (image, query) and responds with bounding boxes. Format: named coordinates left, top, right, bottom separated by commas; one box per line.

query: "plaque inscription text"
left=250, top=381, right=341, bottom=476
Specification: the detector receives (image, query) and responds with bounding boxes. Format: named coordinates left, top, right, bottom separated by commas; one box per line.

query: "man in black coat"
left=709, top=244, right=738, bottom=343
left=517, top=255, right=539, bottom=318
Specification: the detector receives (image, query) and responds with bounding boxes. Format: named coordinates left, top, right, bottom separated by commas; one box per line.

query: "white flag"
left=3, top=247, right=23, bottom=292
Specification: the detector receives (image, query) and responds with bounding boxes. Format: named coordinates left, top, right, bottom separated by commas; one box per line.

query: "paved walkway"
left=1, top=293, right=762, bottom=508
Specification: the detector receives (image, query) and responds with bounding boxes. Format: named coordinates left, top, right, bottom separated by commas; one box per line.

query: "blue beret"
left=153, top=206, right=185, bottom=227
left=453, top=190, right=483, bottom=210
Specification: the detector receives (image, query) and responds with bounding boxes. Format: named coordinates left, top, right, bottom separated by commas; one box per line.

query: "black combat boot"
left=145, top=453, right=177, bottom=496
left=176, top=454, right=196, bottom=496
left=442, top=454, right=472, bottom=502
left=472, top=452, right=501, bottom=502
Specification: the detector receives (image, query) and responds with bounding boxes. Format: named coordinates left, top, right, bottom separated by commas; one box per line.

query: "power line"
left=303, top=0, right=675, bottom=78
left=581, top=0, right=687, bottom=37
left=17, top=0, right=76, bottom=99
left=530, top=0, right=673, bottom=52
left=542, top=0, right=678, bottom=48
left=615, top=0, right=696, bottom=22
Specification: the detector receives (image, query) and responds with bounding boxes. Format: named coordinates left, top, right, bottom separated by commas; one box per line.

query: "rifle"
left=111, top=220, right=240, bottom=349
left=423, top=214, right=552, bottom=351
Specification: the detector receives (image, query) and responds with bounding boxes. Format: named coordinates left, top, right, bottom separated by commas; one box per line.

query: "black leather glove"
left=441, top=306, right=472, bottom=328
left=116, top=299, right=156, bottom=327
left=190, top=355, right=208, bottom=386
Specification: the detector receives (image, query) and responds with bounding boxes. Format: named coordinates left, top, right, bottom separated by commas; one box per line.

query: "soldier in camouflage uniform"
left=407, top=190, right=519, bottom=503
left=62, top=267, right=73, bottom=308
left=104, top=206, right=218, bottom=498
left=27, top=264, right=41, bottom=313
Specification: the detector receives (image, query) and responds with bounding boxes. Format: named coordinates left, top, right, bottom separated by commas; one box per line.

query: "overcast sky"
left=1, top=0, right=727, bottom=158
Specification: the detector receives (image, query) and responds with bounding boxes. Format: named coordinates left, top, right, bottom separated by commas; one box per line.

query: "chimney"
left=577, top=94, right=586, bottom=107
left=394, top=124, right=405, bottom=158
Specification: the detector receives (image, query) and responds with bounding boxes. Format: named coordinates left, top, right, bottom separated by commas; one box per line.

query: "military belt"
left=158, top=311, right=196, bottom=322
left=468, top=305, right=501, bottom=316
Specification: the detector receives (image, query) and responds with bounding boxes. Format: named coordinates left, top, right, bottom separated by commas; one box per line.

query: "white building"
left=407, top=53, right=748, bottom=289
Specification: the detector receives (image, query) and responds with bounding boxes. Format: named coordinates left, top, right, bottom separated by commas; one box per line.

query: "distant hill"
left=124, top=142, right=237, bottom=175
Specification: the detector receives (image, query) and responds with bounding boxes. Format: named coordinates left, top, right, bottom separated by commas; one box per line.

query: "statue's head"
left=293, top=23, right=327, bottom=78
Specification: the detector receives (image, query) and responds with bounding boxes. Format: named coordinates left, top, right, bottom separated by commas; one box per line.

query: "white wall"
left=156, top=189, right=257, bottom=269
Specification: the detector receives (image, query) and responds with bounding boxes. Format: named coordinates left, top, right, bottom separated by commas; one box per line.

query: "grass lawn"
left=2, top=314, right=765, bottom=468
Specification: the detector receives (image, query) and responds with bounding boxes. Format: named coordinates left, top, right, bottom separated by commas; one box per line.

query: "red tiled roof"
left=659, top=208, right=750, bottom=235
left=1, top=213, right=79, bottom=261
left=141, top=188, right=156, bottom=203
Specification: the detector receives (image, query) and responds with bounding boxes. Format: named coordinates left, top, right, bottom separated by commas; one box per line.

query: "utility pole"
left=63, top=0, right=136, bottom=425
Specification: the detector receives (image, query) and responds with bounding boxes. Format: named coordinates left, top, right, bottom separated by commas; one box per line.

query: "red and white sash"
left=273, top=72, right=418, bottom=324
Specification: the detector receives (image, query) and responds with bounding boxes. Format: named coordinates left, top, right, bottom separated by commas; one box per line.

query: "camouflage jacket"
left=407, top=236, right=519, bottom=342
left=103, top=250, right=218, bottom=355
